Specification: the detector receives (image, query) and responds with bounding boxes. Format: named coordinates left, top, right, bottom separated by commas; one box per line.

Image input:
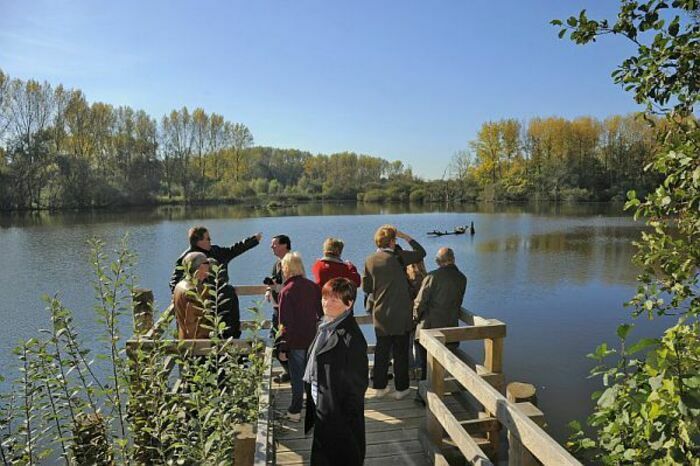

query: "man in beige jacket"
left=173, top=251, right=212, bottom=340
left=362, top=225, right=425, bottom=400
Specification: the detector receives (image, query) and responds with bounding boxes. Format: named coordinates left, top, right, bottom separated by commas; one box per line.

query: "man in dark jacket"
left=414, top=247, right=467, bottom=381
left=169, top=226, right=261, bottom=339
left=304, top=278, right=368, bottom=466
left=265, top=234, right=291, bottom=382
left=362, top=225, right=425, bottom=400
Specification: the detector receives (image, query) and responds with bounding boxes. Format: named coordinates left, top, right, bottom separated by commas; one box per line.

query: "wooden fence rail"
left=420, top=323, right=582, bottom=466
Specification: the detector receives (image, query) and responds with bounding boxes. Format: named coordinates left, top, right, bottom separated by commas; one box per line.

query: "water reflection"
left=477, top=225, right=642, bottom=285
left=0, top=201, right=629, bottom=229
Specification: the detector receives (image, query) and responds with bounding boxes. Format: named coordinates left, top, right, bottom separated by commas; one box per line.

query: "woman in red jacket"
left=311, top=238, right=361, bottom=288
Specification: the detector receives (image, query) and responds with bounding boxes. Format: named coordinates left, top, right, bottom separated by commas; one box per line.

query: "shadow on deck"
left=271, top=368, right=488, bottom=466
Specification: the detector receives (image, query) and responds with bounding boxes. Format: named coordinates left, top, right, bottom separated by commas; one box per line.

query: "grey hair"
left=183, top=251, right=209, bottom=275
left=435, top=247, right=455, bottom=266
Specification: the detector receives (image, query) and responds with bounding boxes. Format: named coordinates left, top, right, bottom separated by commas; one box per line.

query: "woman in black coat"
left=303, top=278, right=369, bottom=466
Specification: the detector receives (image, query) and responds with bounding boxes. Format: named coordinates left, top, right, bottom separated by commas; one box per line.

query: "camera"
left=263, top=276, right=275, bottom=286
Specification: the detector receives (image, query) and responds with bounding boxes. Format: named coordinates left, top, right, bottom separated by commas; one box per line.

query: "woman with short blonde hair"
left=281, top=251, right=306, bottom=279
left=278, top=251, right=321, bottom=422
left=374, top=224, right=397, bottom=249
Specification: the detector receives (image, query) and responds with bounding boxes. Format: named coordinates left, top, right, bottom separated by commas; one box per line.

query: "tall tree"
left=191, top=107, right=209, bottom=182
left=470, top=121, right=502, bottom=184
left=6, top=79, right=55, bottom=207
left=229, top=123, right=253, bottom=182
left=160, top=107, right=195, bottom=200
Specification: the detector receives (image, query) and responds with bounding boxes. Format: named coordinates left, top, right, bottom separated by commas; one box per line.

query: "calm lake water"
left=0, top=202, right=670, bottom=443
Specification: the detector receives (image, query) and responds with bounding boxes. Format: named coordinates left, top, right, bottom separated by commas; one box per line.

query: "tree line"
left=0, top=68, right=662, bottom=211
left=449, top=114, right=663, bottom=202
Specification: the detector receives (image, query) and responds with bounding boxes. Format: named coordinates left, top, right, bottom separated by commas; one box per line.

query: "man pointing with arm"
left=170, top=226, right=262, bottom=339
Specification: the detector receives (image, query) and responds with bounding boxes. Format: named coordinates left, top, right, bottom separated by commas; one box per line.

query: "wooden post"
left=507, top=382, right=537, bottom=405
left=507, top=382, right=544, bottom=466
left=233, top=423, right=256, bottom=465
left=426, top=331, right=447, bottom=448
left=132, top=288, right=154, bottom=336
left=483, top=337, right=504, bottom=380
left=482, top=337, right=504, bottom=458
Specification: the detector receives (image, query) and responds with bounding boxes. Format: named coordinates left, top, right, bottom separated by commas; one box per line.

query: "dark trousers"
left=373, top=332, right=410, bottom=391
left=217, top=284, right=241, bottom=339
left=287, top=349, right=307, bottom=414
left=271, top=307, right=289, bottom=374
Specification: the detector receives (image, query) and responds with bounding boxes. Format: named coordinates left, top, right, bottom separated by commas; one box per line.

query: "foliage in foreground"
left=0, top=237, right=267, bottom=465
left=554, top=1, right=700, bottom=464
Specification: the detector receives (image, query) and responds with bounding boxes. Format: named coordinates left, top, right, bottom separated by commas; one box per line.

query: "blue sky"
left=0, top=1, right=641, bottom=179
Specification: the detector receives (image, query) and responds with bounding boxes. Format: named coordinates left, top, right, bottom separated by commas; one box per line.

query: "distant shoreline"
left=0, top=197, right=627, bottom=215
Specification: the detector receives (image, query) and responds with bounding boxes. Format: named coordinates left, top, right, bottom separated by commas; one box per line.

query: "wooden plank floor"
left=271, top=369, right=479, bottom=465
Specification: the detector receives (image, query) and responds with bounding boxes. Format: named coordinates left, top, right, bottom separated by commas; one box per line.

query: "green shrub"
left=556, top=2, right=700, bottom=464
left=409, top=189, right=425, bottom=202
left=0, top=236, right=268, bottom=465
left=560, top=187, right=592, bottom=202
left=362, top=189, right=385, bottom=202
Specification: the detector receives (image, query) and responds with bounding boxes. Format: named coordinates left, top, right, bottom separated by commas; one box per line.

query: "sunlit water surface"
left=0, top=202, right=669, bottom=443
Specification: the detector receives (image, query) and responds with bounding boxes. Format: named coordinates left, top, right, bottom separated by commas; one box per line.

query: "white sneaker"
left=394, top=388, right=412, bottom=400
left=284, top=411, right=301, bottom=423
left=371, top=387, right=392, bottom=398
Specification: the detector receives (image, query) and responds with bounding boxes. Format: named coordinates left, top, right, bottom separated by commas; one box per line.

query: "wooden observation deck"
left=128, top=285, right=582, bottom=466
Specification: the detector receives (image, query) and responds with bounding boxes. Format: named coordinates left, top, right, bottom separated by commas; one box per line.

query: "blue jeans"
left=287, top=349, right=307, bottom=414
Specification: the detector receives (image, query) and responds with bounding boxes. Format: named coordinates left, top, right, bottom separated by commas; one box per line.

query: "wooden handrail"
left=420, top=323, right=505, bottom=342
left=145, top=294, right=483, bottom=340
left=144, top=303, right=174, bottom=339
left=420, top=329, right=581, bottom=466
left=354, top=313, right=373, bottom=325
left=426, top=391, right=493, bottom=466
left=254, top=347, right=274, bottom=466
left=459, top=308, right=498, bottom=326
left=235, top=285, right=269, bottom=296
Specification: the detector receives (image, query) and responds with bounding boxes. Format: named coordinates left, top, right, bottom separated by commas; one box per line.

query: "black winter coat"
left=169, top=235, right=259, bottom=292
left=304, top=316, right=368, bottom=466
left=169, top=235, right=259, bottom=339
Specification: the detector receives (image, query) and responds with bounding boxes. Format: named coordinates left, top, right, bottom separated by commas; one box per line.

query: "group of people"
left=169, top=224, right=467, bottom=465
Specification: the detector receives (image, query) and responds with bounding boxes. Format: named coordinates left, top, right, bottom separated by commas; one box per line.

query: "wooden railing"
left=126, top=285, right=274, bottom=466
left=419, top=308, right=582, bottom=466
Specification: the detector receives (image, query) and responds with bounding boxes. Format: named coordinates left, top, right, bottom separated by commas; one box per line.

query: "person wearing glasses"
left=170, top=225, right=262, bottom=339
